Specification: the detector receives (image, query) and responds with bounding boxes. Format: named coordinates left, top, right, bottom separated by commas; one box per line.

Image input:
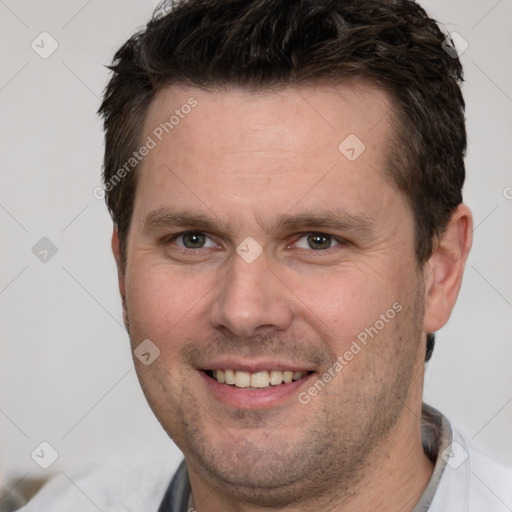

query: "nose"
left=209, top=250, right=293, bottom=338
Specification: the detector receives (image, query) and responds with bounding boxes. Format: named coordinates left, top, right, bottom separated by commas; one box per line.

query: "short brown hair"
left=98, top=0, right=467, bottom=360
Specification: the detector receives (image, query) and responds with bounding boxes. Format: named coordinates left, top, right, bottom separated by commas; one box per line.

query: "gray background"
left=0, top=0, right=511, bottom=489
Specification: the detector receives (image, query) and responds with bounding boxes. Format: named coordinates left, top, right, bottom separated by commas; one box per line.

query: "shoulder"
left=469, top=444, right=512, bottom=509
left=18, top=451, right=180, bottom=512
left=431, top=428, right=512, bottom=512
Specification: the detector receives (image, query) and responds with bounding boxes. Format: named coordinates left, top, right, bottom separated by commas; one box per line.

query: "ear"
left=111, top=227, right=128, bottom=331
left=423, top=204, right=473, bottom=333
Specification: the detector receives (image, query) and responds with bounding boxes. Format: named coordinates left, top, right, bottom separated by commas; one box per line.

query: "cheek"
left=125, top=262, right=216, bottom=347
left=285, top=264, right=410, bottom=352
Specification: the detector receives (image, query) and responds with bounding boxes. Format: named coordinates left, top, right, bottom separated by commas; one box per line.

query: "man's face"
left=118, top=83, right=429, bottom=503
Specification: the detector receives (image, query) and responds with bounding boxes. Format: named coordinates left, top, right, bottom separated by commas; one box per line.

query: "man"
left=22, top=0, right=511, bottom=510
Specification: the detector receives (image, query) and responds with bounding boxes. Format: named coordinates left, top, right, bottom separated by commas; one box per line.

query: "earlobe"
left=422, top=204, right=473, bottom=333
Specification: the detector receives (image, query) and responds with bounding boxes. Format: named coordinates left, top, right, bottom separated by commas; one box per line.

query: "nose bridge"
left=209, top=250, right=293, bottom=337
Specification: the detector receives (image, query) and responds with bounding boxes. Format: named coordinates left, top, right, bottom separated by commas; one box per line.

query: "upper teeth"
left=213, top=369, right=307, bottom=388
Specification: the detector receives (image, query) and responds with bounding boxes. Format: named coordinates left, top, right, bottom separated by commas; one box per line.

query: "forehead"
left=144, top=81, right=394, bottom=155
left=132, top=81, right=407, bottom=230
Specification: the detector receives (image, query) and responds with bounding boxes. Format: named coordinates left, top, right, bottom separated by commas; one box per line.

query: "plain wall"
left=1, top=0, right=511, bottom=487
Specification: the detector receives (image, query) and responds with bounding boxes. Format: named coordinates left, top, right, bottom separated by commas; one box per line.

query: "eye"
left=173, top=231, right=217, bottom=249
left=294, top=232, right=341, bottom=250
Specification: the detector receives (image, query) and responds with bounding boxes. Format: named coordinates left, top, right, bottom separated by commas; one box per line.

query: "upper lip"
left=199, top=358, right=315, bottom=373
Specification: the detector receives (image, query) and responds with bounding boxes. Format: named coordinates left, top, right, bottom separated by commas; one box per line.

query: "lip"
left=199, top=369, right=316, bottom=409
left=200, top=358, right=314, bottom=374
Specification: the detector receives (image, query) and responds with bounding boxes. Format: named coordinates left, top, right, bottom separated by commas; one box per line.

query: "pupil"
left=308, top=233, right=331, bottom=250
left=183, top=232, right=205, bottom=248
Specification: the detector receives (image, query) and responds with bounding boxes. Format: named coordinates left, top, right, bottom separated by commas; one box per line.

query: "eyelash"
left=164, top=231, right=346, bottom=253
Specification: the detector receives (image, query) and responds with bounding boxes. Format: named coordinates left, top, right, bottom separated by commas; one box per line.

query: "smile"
left=207, top=369, right=310, bottom=389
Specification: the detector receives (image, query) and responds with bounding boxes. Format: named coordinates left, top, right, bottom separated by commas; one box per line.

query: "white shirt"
left=429, top=429, right=512, bottom=511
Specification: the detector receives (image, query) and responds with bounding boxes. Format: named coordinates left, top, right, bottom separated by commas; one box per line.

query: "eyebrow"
left=142, top=207, right=374, bottom=236
left=143, top=208, right=227, bottom=233
left=262, top=210, right=374, bottom=235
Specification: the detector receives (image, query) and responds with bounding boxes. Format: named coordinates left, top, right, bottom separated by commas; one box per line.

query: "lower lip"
left=199, top=371, right=315, bottom=409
